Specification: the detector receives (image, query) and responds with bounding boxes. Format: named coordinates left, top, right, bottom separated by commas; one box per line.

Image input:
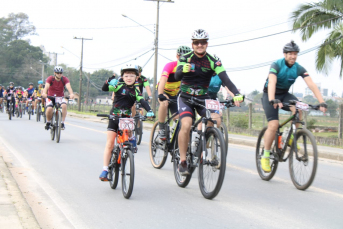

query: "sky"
left=1, top=0, right=342, bottom=97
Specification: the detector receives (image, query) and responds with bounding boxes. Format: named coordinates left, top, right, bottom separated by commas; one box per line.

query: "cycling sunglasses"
left=193, top=40, right=208, bottom=46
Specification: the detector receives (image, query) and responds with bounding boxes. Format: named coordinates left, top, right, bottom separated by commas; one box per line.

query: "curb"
left=0, top=154, right=40, bottom=229
left=67, top=112, right=343, bottom=162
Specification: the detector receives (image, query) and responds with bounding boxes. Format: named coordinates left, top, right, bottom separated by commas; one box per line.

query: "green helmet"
left=177, top=46, right=192, bottom=56
left=138, top=65, right=143, bottom=73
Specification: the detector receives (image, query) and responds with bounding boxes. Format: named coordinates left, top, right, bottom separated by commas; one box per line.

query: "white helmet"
left=191, top=29, right=209, bottom=40
left=120, top=63, right=139, bottom=76
left=54, top=66, right=63, bottom=73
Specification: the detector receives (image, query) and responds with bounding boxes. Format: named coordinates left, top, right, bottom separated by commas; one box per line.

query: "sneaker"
left=99, top=170, right=109, bottom=181
left=45, top=122, right=51, bottom=130
left=178, top=161, right=189, bottom=176
left=158, top=129, right=166, bottom=140
left=261, top=157, right=271, bottom=173
left=61, top=123, right=65, bottom=130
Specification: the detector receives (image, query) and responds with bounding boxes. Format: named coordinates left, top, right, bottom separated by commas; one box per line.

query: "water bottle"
left=191, top=131, right=200, bottom=153
left=170, top=120, right=177, bottom=137
left=281, top=127, right=290, bottom=148
left=129, top=135, right=136, bottom=148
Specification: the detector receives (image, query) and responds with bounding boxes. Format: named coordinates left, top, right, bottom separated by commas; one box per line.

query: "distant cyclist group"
left=1, top=29, right=328, bottom=199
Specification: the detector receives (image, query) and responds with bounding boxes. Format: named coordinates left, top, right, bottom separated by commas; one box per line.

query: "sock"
left=158, top=122, right=165, bottom=130
left=47, top=121, right=51, bottom=124
left=103, top=166, right=109, bottom=172
left=263, top=150, right=270, bottom=158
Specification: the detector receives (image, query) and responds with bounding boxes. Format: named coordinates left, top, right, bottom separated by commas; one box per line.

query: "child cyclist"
left=99, top=63, right=155, bottom=181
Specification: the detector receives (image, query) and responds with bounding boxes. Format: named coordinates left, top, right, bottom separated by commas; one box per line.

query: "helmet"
left=283, top=40, right=300, bottom=53
left=0, top=84, right=2, bottom=87
left=9, top=82, right=14, bottom=86
left=29, top=82, right=33, bottom=86
left=177, top=46, right=192, bottom=55
left=138, top=65, right=143, bottom=73
left=38, top=80, right=43, bottom=85
left=54, top=66, right=63, bottom=73
left=191, top=29, right=209, bottom=40
left=121, top=63, right=139, bottom=76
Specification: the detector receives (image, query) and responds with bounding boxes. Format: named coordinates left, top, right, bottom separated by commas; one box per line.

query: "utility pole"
left=41, top=64, right=44, bottom=82
left=86, top=73, right=90, bottom=105
left=74, top=37, right=93, bottom=111
left=145, top=0, right=174, bottom=113
left=50, top=52, right=64, bottom=65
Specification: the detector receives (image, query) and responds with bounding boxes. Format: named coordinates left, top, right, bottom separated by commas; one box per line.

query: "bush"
left=307, top=118, right=316, bottom=129
left=231, top=115, right=248, bottom=128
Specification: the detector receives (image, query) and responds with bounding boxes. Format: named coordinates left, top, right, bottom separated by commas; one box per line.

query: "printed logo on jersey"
left=304, top=72, right=309, bottom=76
left=122, top=89, right=126, bottom=95
left=270, top=68, right=277, bottom=74
left=215, top=61, right=222, bottom=66
left=180, top=56, right=186, bottom=61
left=161, top=71, right=169, bottom=77
left=201, top=67, right=210, bottom=72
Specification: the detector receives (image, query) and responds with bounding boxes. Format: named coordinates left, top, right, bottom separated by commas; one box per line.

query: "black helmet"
left=177, top=46, right=192, bottom=55
left=283, top=40, right=300, bottom=53
left=138, top=65, right=143, bottom=73
left=29, top=82, right=33, bottom=86
left=9, top=82, right=14, bottom=86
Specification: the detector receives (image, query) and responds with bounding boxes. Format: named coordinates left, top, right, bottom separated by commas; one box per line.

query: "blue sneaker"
left=99, top=170, right=109, bottom=181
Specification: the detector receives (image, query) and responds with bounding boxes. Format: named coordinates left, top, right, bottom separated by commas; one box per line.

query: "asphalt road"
left=0, top=112, right=343, bottom=229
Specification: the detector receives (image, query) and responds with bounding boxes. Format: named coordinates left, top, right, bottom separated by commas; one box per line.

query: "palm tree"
left=291, top=0, right=343, bottom=78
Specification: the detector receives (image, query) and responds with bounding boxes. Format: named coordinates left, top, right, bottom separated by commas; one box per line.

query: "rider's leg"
left=103, top=131, right=117, bottom=167
left=158, top=94, right=169, bottom=139
left=46, top=107, right=53, bottom=121
left=178, top=117, right=192, bottom=161
left=61, top=103, right=67, bottom=122
left=131, top=105, right=136, bottom=117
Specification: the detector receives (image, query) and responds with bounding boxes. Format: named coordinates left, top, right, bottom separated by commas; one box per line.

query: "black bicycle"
left=149, top=99, right=179, bottom=169
left=173, top=94, right=227, bottom=199
left=256, top=100, right=320, bottom=190
left=27, top=97, right=34, bottom=120
left=36, top=97, right=46, bottom=122
left=6, top=94, right=14, bottom=120
left=132, top=100, right=149, bottom=145
left=48, top=96, right=69, bottom=143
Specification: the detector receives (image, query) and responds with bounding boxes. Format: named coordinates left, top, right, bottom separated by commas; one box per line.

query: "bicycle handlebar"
left=282, top=100, right=320, bottom=110
left=47, top=95, right=70, bottom=100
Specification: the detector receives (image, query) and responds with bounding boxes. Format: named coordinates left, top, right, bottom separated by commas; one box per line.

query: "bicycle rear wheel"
left=198, top=127, right=226, bottom=199
left=50, top=112, right=55, bottom=140
left=56, top=110, right=62, bottom=143
left=219, top=122, right=228, bottom=155
left=109, top=149, right=120, bottom=189
left=149, top=121, right=168, bottom=169
left=172, top=132, right=192, bottom=188
left=122, top=149, right=135, bottom=199
left=255, top=127, right=279, bottom=181
left=289, top=129, right=318, bottom=190
left=135, top=119, right=143, bottom=145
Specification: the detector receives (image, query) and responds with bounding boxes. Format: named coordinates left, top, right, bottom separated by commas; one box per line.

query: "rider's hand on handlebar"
left=319, top=102, right=327, bottom=113
left=146, top=110, right=155, bottom=118
left=233, top=94, right=244, bottom=107
left=69, top=93, right=75, bottom=99
left=158, top=94, right=168, bottom=102
left=269, top=99, right=282, bottom=109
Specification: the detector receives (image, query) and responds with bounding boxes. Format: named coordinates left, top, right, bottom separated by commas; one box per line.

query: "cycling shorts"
left=262, top=92, right=298, bottom=122
left=46, top=97, right=67, bottom=108
left=177, top=93, right=215, bottom=120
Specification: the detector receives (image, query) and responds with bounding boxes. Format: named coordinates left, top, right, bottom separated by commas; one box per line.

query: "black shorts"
left=208, top=93, right=217, bottom=100
left=262, top=92, right=298, bottom=122
left=107, top=118, right=120, bottom=132
left=177, top=93, right=215, bottom=120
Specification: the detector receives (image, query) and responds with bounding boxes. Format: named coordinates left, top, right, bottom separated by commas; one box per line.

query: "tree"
left=7, top=13, right=36, bottom=41
left=253, top=92, right=263, bottom=104
left=291, top=0, right=343, bottom=78
left=303, top=95, right=318, bottom=104
left=326, top=99, right=339, bottom=117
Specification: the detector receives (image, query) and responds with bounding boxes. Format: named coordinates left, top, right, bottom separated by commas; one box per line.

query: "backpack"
left=50, top=76, right=66, bottom=90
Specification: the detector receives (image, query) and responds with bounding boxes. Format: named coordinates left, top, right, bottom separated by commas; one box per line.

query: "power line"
left=158, top=53, right=173, bottom=62
left=37, top=24, right=154, bottom=30
left=143, top=52, right=155, bottom=67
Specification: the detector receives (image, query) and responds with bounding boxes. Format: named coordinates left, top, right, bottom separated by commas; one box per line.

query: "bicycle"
left=132, top=100, right=148, bottom=145
left=27, top=97, right=34, bottom=120
left=36, top=97, right=46, bottom=122
left=0, top=99, right=4, bottom=113
left=48, top=96, right=69, bottom=143
left=6, top=95, right=14, bottom=120
left=256, top=100, right=320, bottom=190
left=172, top=94, right=227, bottom=199
left=15, top=98, right=24, bottom=118
left=149, top=99, right=179, bottom=169
left=97, top=114, right=136, bottom=199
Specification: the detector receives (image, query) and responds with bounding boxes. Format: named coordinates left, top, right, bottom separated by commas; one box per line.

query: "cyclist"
left=99, top=63, right=154, bottom=181
left=175, top=29, right=243, bottom=175
left=33, top=80, right=45, bottom=113
left=42, top=66, right=74, bottom=130
left=157, top=45, right=192, bottom=140
left=15, top=87, right=25, bottom=110
left=0, top=84, right=4, bottom=110
left=261, top=40, right=327, bottom=173
left=132, top=65, right=152, bottom=117
left=26, top=83, right=35, bottom=113
left=4, top=82, right=16, bottom=116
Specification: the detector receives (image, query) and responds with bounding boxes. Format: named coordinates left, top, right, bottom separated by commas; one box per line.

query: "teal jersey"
left=264, top=58, right=309, bottom=94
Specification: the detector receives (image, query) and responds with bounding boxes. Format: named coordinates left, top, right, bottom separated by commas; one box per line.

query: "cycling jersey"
left=6, top=87, right=15, bottom=96
left=26, top=87, right=35, bottom=97
left=175, top=52, right=239, bottom=96
left=46, top=76, right=70, bottom=97
left=264, top=58, right=309, bottom=94
left=208, top=74, right=222, bottom=98
left=102, top=81, right=151, bottom=117
left=0, top=88, right=4, bottom=98
left=157, top=61, right=180, bottom=96
left=35, top=85, right=44, bottom=97
left=135, top=75, right=150, bottom=93
left=16, top=90, right=24, bottom=99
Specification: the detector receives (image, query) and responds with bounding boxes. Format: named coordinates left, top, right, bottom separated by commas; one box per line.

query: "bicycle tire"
left=36, top=106, right=41, bottom=122
left=121, top=149, right=135, bottom=199
left=56, top=110, right=62, bottom=143
left=15, top=107, right=19, bottom=118
left=109, top=150, right=120, bottom=189
left=149, top=121, right=168, bottom=169
left=136, top=119, right=143, bottom=145
left=255, top=127, right=279, bottom=181
left=8, top=106, right=12, bottom=120
left=19, top=105, right=22, bottom=118
left=28, top=106, right=31, bottom=120
left=43, top=108, right=46, bottom=123
left=198, top=127, right=226, bottom=199
left=220, top=123, right=229, bottom=155
left=50, top=112, right=55, bottom=140
left=289, top=129, right=318, bottom=190
left=172, top=131, right=192, bottom=188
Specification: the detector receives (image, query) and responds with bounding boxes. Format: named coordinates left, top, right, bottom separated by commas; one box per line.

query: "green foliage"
left=326, top=99, right=339, bottom=117
left=303, top=95, right=318, bottom=104
left=231, top=115, right=248, bottom=128
left=307, top=118, right=317, bottom=129
left=253, top=92, right=263, bottom=104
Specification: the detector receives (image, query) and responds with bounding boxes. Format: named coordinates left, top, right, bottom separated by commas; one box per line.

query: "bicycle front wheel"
left=149, top=121, right=168, bottom=169
left=122, top=150, right=135, bottom=199
left=8, top=107, right=11, bottom=120
left=109, top=151, right=120, bottom=189
left=198, top=127, right=226, bottom=199
left=289, top=129, right=318, bottom=190
left=56, top=110, right=62, bottom=143
left=219, top=122, right=228, bottom=155
left=50, top=112, right=55, bottom=140
left=28, top=107, right=31, bottom=120
left=36, top=106, right=41, bottom=122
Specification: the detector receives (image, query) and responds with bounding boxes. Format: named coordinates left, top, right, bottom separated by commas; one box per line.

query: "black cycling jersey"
left=175, top=52, right=239, bottom=96
left=6, top=87, right=16, bottom=95
left=134, top=75, right=149, bottom=94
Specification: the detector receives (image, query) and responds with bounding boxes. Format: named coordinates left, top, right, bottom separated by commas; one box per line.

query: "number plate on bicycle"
left=205, top=99, right=220, bottom=111
left=7, top=96, right=11, bottom=100
left=119, top=118, right=135, bottom=130
left=27, top=98, right=32, bottom=101
left=55, top=97, right=63, bottom=104
left=296, top=101, right=309, bottom=111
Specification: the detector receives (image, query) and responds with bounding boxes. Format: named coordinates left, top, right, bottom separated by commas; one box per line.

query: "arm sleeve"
left=102, top=81, right=109, bottom=91
left=218, top=71, right=239, bottom=95
left=269, top=62, right=280, bottom=76
left=139, top=99, right=151, bottom=112
left=175, top=59, right=186, bottom=81
left=298, top=65, right=309, bottom=78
